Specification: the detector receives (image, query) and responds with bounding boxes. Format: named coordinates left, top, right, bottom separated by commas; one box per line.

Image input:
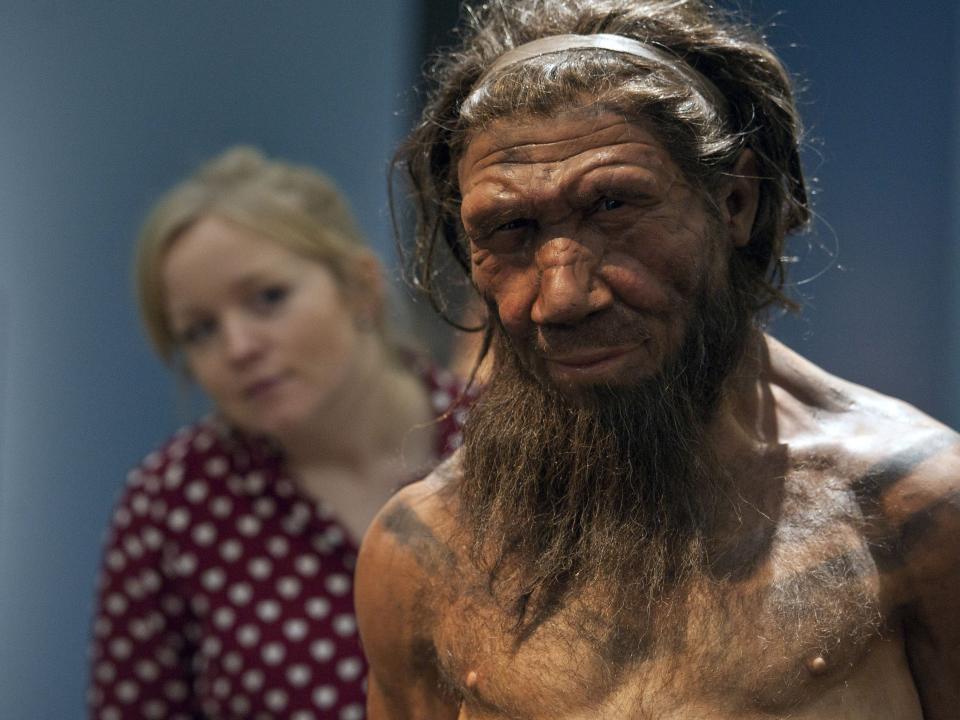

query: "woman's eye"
left=253, top=285, right=289, bottom=311
left=179, top=318, right=217, bottom=346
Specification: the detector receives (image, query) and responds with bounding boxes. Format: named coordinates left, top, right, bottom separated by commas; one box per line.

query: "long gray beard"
left=459, top=281, right=753, bottom=638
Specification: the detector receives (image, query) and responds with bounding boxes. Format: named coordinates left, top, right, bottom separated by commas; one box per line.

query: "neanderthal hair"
left=394, top=0, right=810, bottom=329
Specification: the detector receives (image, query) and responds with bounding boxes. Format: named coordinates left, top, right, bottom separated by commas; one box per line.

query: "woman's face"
left=162, top=215, right=368, bottom=440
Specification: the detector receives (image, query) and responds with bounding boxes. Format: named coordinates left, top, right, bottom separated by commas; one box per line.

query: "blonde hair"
left=136, top=146, right=376, bottom=362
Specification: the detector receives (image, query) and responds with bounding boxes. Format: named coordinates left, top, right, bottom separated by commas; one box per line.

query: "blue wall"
left=0, top=2, right=416, bottom=716
left=746, top=1, right=959, bottom=427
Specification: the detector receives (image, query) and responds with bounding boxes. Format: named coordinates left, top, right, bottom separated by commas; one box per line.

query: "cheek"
left=472, top=251, right=538, bottom=336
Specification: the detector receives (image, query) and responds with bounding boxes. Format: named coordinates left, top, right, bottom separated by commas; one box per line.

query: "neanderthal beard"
left=459, top=278, right=753, bottom=639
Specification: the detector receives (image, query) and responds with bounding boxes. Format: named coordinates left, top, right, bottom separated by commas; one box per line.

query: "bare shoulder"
left=355, top=454, right=463, bottom=718
left=765, top=335, right=960, bottom=584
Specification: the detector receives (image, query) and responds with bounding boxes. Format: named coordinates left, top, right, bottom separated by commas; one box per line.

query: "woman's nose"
left=221, top=315, right=263, bottom=364
left=530, top=236, right=612, bottom=326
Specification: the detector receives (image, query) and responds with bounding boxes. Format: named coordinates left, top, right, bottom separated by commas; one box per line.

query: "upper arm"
left=880, top=437, right=960, bottom=717
left=355, top=483, right=461, bottom=720
left=89, top=473, right=197, bottom=719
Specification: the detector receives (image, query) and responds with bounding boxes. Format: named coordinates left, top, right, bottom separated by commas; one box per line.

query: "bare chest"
left=433, top=497, right=907, bottom=718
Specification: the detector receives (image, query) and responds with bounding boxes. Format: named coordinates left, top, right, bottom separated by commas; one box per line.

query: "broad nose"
left=530, top=236, right=612, bottom=326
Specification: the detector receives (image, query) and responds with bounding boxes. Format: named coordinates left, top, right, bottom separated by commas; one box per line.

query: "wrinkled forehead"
left=457, top=105, right=668, bottom=183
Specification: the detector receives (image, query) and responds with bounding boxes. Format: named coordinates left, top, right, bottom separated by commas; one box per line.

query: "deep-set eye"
left=496, top=217, right=534, bottom=233
left=599, top=197, right=625, bottom=212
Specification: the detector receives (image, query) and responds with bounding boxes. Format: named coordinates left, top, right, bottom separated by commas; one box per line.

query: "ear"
left=721, top=149, right=760, bottom=248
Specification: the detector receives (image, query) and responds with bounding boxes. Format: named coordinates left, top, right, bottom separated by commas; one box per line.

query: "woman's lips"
left=243, top=375, right=288, bottom=399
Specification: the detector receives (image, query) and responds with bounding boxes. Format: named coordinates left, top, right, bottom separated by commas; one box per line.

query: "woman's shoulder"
left=126, top=416, right=281, bottom=496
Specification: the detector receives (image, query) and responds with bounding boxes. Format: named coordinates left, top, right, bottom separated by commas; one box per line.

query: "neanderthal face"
left=458, top=108, right=748, bottom=392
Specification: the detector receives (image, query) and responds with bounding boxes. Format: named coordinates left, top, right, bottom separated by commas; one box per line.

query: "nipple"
left=805, top=655, right=828, bottom=676
left=465, top=670, right=479, bottom=690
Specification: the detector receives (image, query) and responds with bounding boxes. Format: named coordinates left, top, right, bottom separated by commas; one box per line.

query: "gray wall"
left=0, top=2, right=416, bottom=716
left=0, top=1, right=957, bottom=718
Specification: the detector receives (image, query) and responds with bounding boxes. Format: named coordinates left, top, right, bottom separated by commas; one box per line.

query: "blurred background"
left=0, top=1, right=957, bottom=716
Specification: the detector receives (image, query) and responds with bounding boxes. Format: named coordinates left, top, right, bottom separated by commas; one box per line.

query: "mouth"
left=542, top=344, right=645, bottom=381
left=243, top=374, right=289, bottom=400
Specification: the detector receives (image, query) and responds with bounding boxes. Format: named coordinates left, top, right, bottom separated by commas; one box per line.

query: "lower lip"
left=544, top=346, right=642, bottom=382
left=245, top=376, right=287, bottom=400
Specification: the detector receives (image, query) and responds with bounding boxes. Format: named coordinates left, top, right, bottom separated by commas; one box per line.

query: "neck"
left=278, top=336, right=432, bottom=480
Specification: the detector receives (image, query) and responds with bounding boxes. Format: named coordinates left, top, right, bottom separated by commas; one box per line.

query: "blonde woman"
left=89, top=147, right=469, bottom=720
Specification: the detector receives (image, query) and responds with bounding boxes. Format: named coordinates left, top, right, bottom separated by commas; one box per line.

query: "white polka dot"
left=276, top=575, right=301, bottom=599
left=276, top=479, right=294, bottom=497
left=201, top=567, right=227, bottom=592
left=131, top=494, right=150, bottom=515
left=228, top=582, right=253, bottom=606
left=283, top=618, right=308, bottom=642
left=340, top=704, right=365, bottom=720
left=292, top=711, right=317, bottom=720
left=128, top=618, right=151, bottom=641
left=135, top=659, right=159, bottom=682
left=229, top=695, right=251, bottom=714
left=212, top=676, right=231, bottom=698
left=213, top=606, right=236, bottom=630
left=143, top=474, right=161, bottom=494
left=242, top=668, right=265, bottom=692
left=253, top=497, right=276, bottom=518
left=325, top=573, right=351, bottom=596
left=247, top=556, right=273, bottom=581
left=100, top=706, right=121, bottom=720
left=305, top=597, right=330, bottom=619
left=149, top=499, right=168, bottom=522
left=333, top=614, right=357, bottom=637
left=193, top=432, right=213, bottom=451
left=222, top=651, right=243, bottom=673
left=202, top=635, right=222, bottom=657
left=219, top=538, right=243, bottom=562
left=261, top=641, right=286, bottom=665
left=175, top=552, right=198, bottom=576
left=113, top=506, right=132, bottom=528
left=140, top=568, right=161, bottom=593
left=310, top=638, right=336, bottom=662
left=267, top=536, right=289, bottom=558
left=226, top=474, right=244, bottom=494
left=432, top=389, right=452, bottom=410
left=123, top=535, right=144, bottom=558
left=124, top=577, right=144, bottom=600
left=185, top=480, right=209, bottom=503
left=245, top=471, right=266, bottom=494
left=337, top=656, right=364, bottom=682
left=167, top=507, right=190, bottom=532
left=286, top=663, right=312, bottom=687
left=191, top=522, right=217, bottom=547
left=205, top=456, right=228, bottom=476
left=237, top=515, right=262, bottom=537
left=141, top=526, right=163, bottom=550
left=265, top=688, right=288, bottom=711
left=164, top=463, right=184, bottom=488
left=156, top=647, right=178, bottom=669
left=313, top=685, right=338, bottom=709
left=256, top=599, right=281, bottom=623
left=141, top=699, right=167, bottom=719
left=94, top=661, right=116, bottom=683
left=294, top=555, right=320, bottom=577
left=93, top=616, right=112, bottom=638
left=109, top=637, right=132, bottom=660
left=325, top=525, right=345, bottom=546
left=116, top=679, right=139, bottom=703
left=210, top=496, right=233, bottom=518
left=236, top=623, right=260, bottom=647
left=164, top=680, right=188, bottom=702
left=105, top=594, right=128, bottom=616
